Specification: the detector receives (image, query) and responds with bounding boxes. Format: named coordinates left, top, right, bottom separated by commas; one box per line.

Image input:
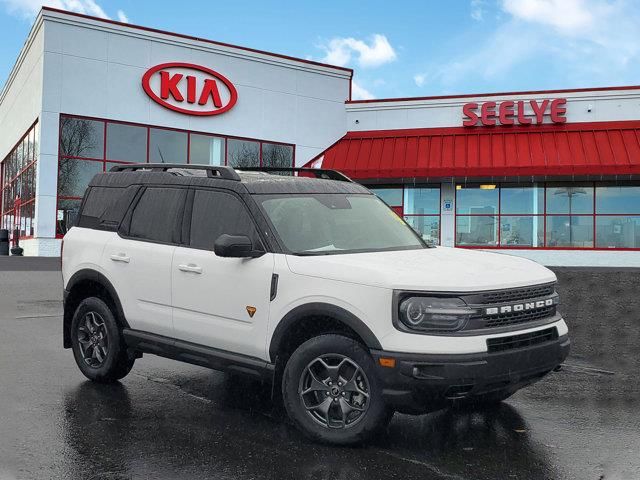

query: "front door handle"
left=178, top=263, right=203, bottom=274
left=110, top=253, right=130, bottom=263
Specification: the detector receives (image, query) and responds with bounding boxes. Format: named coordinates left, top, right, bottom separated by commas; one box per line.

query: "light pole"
left=554, top=187, right=587, bottom=245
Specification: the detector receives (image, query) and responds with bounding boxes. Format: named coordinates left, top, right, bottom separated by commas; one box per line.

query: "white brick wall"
left=20, top=238, right=61, bottom=257
left=346, top=89, right=640, bottom=131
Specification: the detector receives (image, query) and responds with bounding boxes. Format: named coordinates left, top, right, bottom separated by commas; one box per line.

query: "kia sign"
left=142, top=62, right=238, bottom=116
left=462, top=99, right=567, bottom=127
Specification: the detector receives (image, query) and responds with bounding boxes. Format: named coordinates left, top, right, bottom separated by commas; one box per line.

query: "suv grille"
left=487, top=327, right=558, bottom=353
left=461, top=283, right=558, bottom=330
left=483, top=305, right=556, bottom=328
left=478, top=284, right=555, bottom=304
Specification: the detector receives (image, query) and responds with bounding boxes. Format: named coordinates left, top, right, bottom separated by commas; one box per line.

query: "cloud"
left=319, top=34, right=397, bottom=68
left=470, top=0, right=486, bottom=21
left=0, top=0, right=127, bottom=22
left=116, top=9, right=128, bottom=23
left=417, top=0, right=640, bottom=92
left=413, top=73, right=427, bottom=87
left=351, top=80, right=374, bottom=100
left=501, top=0, right=594, bottom=34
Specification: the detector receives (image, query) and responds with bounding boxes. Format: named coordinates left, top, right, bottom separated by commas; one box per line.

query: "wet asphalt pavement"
left=0, top=261, right=639, bottom=480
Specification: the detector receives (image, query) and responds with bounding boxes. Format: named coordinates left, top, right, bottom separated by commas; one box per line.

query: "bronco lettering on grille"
left=485, top=297, right=557, bottom=316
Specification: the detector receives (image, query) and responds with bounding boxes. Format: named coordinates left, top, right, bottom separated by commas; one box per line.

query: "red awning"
left=308, top=121, right=640, bottom=180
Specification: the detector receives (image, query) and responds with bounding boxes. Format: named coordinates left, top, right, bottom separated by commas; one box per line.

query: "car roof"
left=87, top=165, right=371, bottom=195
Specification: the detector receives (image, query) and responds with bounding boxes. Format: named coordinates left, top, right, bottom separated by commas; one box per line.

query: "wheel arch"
left=63, top=269, right=128, bottom=348
left=268, top=303, right=382, bottom=363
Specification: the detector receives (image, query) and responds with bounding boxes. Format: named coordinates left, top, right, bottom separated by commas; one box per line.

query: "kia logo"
left=142, top=62, right=238, bottom=116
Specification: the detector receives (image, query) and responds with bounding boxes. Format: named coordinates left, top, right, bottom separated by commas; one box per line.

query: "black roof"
left=88, top=165, right=371, bottom=195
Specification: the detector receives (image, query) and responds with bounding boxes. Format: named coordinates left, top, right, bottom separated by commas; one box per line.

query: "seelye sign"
left=142, top=62, right=238, bottom=116
left=462, top=98, right=567, bottom=127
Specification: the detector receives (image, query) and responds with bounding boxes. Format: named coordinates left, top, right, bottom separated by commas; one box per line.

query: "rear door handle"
left=110, top=253, right=130, bottom=263
left=178, top=263, right=203, bottom=274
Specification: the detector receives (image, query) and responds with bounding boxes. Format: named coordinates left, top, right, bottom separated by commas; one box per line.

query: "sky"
left=0, top=0, right=639, bottom=100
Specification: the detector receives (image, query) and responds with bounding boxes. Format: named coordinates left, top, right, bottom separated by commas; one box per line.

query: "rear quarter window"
left=78, top=186, right=136, bottom=231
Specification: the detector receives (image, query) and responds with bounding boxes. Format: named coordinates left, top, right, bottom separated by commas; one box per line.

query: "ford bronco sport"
left=62, top=164, right=570, bottom=445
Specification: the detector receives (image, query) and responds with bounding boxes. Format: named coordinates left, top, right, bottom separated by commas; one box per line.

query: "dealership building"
left=2, top=7, right=640, bottom=266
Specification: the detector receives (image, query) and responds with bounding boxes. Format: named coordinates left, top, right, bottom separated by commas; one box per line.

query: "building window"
left=369, top=187, right=403, bottom=208
left=106, top=123, right=147, bottom=162
left=149, top=128, right=187, bottom=164
left=595, top=183, right=640, bottom=248
left=596, top=216, right=640, bottom=248
left=403, top=187, right=440, bottom=245
left=262, top=143, right=294, bottom=168
left=56, top=115, right=295, bottom=236
left=455, top=184, right=498, bottom=246
left=546, top=184, right=593, bottom=214
left=58, top=159, right=104, bottom=198
left=546, top=215, right=593, bottom=248
left=455, top=182, right=640, bottom=250
left=1, top=122, right=38, bottom=240
left=227, top=139, right=260, bottom=168
left=190, top=134, right=224, bottom=166
left=59, top=117, right=104, bottom=159
left=369, top=185, right=441, bottom=245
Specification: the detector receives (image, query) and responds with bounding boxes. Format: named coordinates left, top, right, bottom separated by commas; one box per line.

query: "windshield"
left=258, top=193, right=426, bottom=255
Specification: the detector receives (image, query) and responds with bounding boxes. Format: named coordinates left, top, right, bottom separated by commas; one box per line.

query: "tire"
left=282, top=334, right=392, bottom=445
left=70, top=297, right=134, bottom=383
left=450, top=389, right=515, bottom=411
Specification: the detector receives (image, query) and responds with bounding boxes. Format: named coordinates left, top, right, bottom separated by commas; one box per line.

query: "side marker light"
left=378, top=357, right=396, bottom=368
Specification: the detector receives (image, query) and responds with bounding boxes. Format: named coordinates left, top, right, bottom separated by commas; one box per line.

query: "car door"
left=171, top=188, right=274, bottom=359
left=102, top=186, right=187, bottom=338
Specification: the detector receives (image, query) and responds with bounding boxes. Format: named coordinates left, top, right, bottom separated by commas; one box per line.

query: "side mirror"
left=213, top=234, right=264, bottom=258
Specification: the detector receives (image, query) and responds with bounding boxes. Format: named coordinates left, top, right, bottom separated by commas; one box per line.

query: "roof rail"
left=237, top=167, right=353, bottom=183
left=108, top=163, right=241, bottom=181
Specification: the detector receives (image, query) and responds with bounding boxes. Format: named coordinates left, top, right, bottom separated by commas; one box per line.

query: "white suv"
left=62, top=164, right=570, bottom=445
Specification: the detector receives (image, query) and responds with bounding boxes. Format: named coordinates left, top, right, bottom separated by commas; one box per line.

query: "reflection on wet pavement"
left=1, top=269, right=639, bottom=479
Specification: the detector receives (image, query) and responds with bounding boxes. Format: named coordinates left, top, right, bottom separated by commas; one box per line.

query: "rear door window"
left=128, top=187, right=186, bottom=244
left=189, top=190, right=260, bottom=250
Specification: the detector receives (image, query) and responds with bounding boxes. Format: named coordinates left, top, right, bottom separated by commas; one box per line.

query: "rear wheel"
left=282, top=334, right=392, bottom=445
left=70, top=297, right=134, bottom=383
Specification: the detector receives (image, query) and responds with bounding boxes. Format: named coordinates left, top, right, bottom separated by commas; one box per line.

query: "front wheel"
left=70, top=297, right=134, bottom=383
left=282, top=334, right=392, bottom=445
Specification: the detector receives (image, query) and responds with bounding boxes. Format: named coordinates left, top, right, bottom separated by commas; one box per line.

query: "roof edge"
left=41, top=6, right=353, bottom=76
left=346, top=85, right=640, bottom=105
left=341, top=120, right=640, bottom=139
left=0, top=12, right=44, bottom=107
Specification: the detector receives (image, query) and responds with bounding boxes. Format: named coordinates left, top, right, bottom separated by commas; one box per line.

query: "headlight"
left=398, top=296, right=478, bottom=332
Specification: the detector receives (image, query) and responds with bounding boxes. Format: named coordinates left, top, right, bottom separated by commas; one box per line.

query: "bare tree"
left=228, top=142, right=259, bottom=168
left=58, top=117, right=101, bottom=197
left=57, top=117, right=101, bottom=235
left=262, top=144, right=293, bottom=168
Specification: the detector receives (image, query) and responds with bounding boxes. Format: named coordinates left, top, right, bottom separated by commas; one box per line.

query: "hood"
left=285, top=247, right=556, bottom=292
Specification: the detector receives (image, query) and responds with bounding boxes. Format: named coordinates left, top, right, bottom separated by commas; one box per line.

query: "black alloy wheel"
left=282, top=334, right=392, bottom=445
left=70, top=297, right=134, bottom=383
left=76, top=311, right=109, bottom=367
left=299, top=354, right=371, bottom=429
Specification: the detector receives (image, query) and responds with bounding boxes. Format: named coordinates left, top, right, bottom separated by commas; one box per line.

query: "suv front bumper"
left=370, top=332, right=570, bottom=414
